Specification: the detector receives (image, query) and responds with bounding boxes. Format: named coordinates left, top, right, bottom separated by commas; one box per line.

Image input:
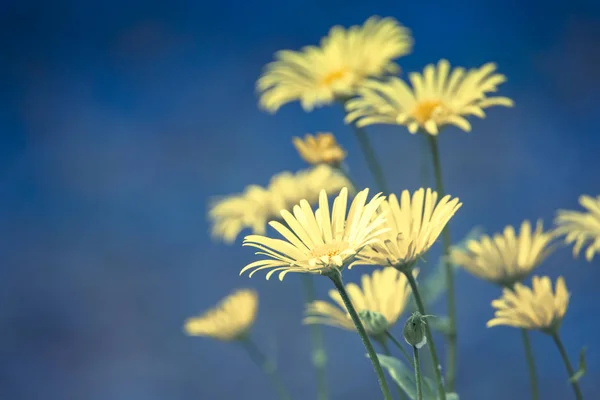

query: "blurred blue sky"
left=1, top=0, right=600, bottom=399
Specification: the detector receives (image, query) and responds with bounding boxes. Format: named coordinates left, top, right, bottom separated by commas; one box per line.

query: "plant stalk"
left=551, top=332, right=583, bottom=400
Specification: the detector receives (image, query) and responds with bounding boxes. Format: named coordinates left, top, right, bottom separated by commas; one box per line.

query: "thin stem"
left=551, top=332, right=583, bottom=400
left=403, top=271, right=447, bottom=400
left=240, top=337, right=293, bottom=400
left=385, top=331, right=413, bottom=366
left=425, top=133, right=457, bottom=391
left=300, top=275, right=329, bottom=400
left=351, top=125, right=390, bottom=194
left=520, top=329, right=539, bottom=400
left=413, top=346, right=423, bottom=400
left=328, top=272, right=393, bottom=400
left=380, top=339, right=408, bottom=400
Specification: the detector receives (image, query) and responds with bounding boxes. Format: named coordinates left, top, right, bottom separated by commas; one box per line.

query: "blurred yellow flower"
left=355, top=188, right=461, bottom=270
left=241, top=187, right=388, bottom=280
left=209, top=165, right=351, bottom=243
left=345, top=59, right=514, bottom=135
left=304, top=268, right=416, bottom=336
left=184, top=289, right=258, bottom=341
left=293, top=132, right=347, bottom=166
left=487, top=276, right=569, bottom=333
left=450, top=220, right=556, bottom=287
left=554, top=194, right=600, bottom=262
left=257, top=16, right=413, bottom=113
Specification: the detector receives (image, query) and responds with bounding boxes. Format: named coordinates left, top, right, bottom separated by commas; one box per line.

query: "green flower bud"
left=403, top=311, right=430, bottom=348
left=358, top=309, right=389, bottom=337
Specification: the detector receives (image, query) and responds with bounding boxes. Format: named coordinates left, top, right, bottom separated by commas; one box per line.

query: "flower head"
left=209, top=165, right=351, bottom=243
left=184, top=289, right=258, bottom=341
left=345, top=59, right=514, bottom=135
left=240, top=187, right=388, bottom=280
left=487, top=276, right=570, bottom=333
left=450, top=220, right=556, bottom=287
left=293, top=132, right=347, bottom=166
left=304, top=268, right=416, bottom=337
left=257, top=16, right=413, bottom=113
left=554, top=194, right=600, bottom=262
left=355, top=188, right=461, bottom=270
left=403, top=311, right=430, bottom=348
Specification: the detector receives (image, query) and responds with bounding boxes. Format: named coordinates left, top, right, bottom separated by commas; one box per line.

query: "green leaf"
left=428, top=316, right=452, bottom=335
left=569, top=347, right=587, bottom=383
left=446, top=393, right=460, bottom=400
left=375, top=353, right=436, bottom=399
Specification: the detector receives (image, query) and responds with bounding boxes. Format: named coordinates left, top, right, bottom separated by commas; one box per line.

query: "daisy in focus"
left=184, top=289, right=258, bottom=341
left=209, top=165, right=351, bottom=243
left=293, top=132, right=346, bottom=166
left=257, top=16, right=413, bottom=113
left=450, top=220, right=556, bottom=287
left=554, top=194, right=600, bottom=262
left=345, top=59, right=514, bottom=135
left=487, top=276, right=569, bottom=333
left=304, top=268, right=416, bottom=337
left=240, top=187, right=388, bottom=280
left=355, top=188, right=462, bottom=271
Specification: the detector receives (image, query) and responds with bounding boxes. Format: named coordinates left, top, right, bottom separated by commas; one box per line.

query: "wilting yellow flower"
left=355, top=188, right=461, bottom=270
left=345, top=59, right=514, bottom=135
left=241, top=187, right=388, bottom=280
left=487, top=276, right=569, bottom=333
left=184, top=289, right=258, bottom=341
left=304, top=268, right=416, bottom=336
left=554, top=194, right=600, bottom=262
left=209, top=165, right=351, bottom=243
left=450, top=220, right=556, bottom=287
left=257, top=16, right=413, bottom=113
left=293, top=132, right=347, bottom=166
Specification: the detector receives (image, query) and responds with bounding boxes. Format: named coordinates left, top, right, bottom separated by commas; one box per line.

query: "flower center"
left=308, top=241, right=352, bottom=269
left=411, top=100, right=444, bottom=125
left=321, top=68, right=350, bottom=87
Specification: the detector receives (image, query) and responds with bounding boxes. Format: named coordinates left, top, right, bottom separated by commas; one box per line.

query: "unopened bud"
left=358, top=309, right=389, bottom=337
left=403, top=311, right=429, bottom=348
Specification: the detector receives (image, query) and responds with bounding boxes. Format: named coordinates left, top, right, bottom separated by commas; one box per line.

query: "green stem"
left=425, top=133, right=457, bottom=391
left=403, top=271, right=447, bottom=400
left=240, top=337, right=293, bottom=400
left=385, top=331, right=414, bottom=366
left=300, top=275, right=329, bottom=400
left=351, top=125, right=390, bottom=194
left=380, top=339, right=408, bottom=400
left=551, top=332, right=583, bottom=400
left=520, top=329, right=539, bottom=400
left=413, top=346, right=423, bottom=400
left=328, top=271, right=393, bottom=400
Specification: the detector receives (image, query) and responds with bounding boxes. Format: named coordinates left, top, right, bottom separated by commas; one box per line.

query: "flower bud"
left=403, top=311, right=428, bottom=348
left=358, top=309, right=389, bottom=337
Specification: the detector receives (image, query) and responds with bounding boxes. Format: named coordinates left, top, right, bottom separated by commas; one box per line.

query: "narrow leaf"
left=569, top=346, right=587, bottom=383
left=375, top=353, right=436, bottom=399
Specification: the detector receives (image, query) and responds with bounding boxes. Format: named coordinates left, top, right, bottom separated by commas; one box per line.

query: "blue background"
left=1, top=0, right=600, bottom=399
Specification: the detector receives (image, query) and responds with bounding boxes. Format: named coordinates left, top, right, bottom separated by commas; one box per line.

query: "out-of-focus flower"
left=293, top=132, right=346, bottom=166
left=209, top=165, right=351, bottom=243
left=355, top=188, right=461, bottom=271
left=257, top=16, right=413, bottom=113
left=487, top=276, right=569, bottom=333
left=345, top=59, right=514, bottom=135
left=303, top=268, right=416, bottom=337
left=450, top=220, right=556, bottom=287
left=184, top=289, right=258, bottom=341
left=240, top=187, right=388, bottom=280
left=554, top=194, right=600, bottom=262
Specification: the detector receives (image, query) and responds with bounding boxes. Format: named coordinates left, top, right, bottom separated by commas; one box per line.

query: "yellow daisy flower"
left=355, top=188, right=462, bottom=270
left=184, top=289, right=258, bottom=341
left=292, top=132, right=347, bottom=166
left=257, top=16, right=413, bottom=113
left=240, top=187, right=388, bottom=280
left=487, top=276, right=569, bottom=333
left=345, top=59, right=514, bottom=135
left=450, top=220, right=556, bottom=287
left=554, top=194, right=600, bottom=262
left=304, top=268, right=416, bottom=337
left=209, top=165, right=351, bottom=243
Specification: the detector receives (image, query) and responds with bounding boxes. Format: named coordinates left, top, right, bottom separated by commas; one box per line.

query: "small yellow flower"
left=345, top=59, right=514, bottom=135
left=257, top=16, right=413, bottom=113
left=355, top=188, right=461, bottom=270
left=304, top=268, right=416, bottom=337
left=240, top=187, right=388, bottom=280
left=554, top=194, right=600, bottom=262
left=487, top=276, right=570, bottom=333
left=209, top=165, right=351, bottom=243
left=184, top=289, right=258, bottom=341
left=450, top=220, right=556, bottom=287
left=292, top=132, right=347, bottom=166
